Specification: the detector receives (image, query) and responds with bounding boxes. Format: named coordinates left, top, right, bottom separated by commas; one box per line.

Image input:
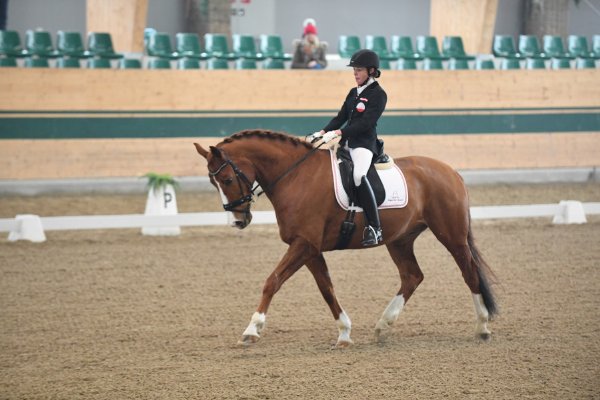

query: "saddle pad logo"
left=356, top=102, right=366, bottom=112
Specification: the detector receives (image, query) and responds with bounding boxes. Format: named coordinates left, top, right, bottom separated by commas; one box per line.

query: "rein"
left=208, top=141, right=326, bottom=212
left=255, top=141, right=326, bottom=197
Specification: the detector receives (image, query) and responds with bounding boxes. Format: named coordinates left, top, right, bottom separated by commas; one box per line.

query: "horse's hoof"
left=374, top=322, right=391, bottom=342
left=334, top=339, right=354, bottom=349
left=237, top=335, right=260, bottom=347
left=477, top=332, right=492, bottom=342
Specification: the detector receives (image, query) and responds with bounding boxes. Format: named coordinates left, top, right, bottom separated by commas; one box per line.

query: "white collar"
left=356, top=77, right=375, bottom=95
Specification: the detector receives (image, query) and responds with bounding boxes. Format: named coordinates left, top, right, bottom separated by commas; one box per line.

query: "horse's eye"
left=223, top=177, right=233, bottom=185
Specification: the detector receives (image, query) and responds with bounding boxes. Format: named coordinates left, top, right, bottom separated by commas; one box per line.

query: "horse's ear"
left=193, top=143, right=209, bottom=158
left=209, top=146, right=222, bottom=158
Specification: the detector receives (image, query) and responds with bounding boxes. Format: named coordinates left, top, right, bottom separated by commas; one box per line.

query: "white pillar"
left=552, top=200, right=587, bottom=224
left=141, top=184, right=181, bottom=236
left=8, top=214, right=46, bottom=242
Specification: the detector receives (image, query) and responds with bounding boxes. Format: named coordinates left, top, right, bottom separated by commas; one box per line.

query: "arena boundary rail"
left=1, top=201, right=600, bottom=242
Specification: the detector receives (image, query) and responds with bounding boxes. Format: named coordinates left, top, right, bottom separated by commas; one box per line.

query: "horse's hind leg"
left=305, top=254, right=353, bottom=348
left=375, top=236, right=425, bottom=342
left=431, top=222, right=496, bottom=341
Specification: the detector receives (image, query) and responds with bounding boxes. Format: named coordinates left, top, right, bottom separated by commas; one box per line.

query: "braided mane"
left=219, top=129, right=313, bottom=150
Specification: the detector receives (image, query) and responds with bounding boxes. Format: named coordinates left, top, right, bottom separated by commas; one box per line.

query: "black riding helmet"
left=347, top=49, right=381, bottom=78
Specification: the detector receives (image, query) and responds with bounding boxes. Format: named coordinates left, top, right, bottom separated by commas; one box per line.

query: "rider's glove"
left=306, top=131, right=323, bottom=143
left=321, top=130, right=339, bottom=144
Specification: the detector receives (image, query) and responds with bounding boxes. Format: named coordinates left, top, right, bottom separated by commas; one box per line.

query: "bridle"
left=208, top=141, right=326, bottom=214
left=208, top=150, right=258, bottom=215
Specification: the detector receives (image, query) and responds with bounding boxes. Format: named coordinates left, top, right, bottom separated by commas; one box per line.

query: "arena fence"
left=1, top=201, right=600, bottom=242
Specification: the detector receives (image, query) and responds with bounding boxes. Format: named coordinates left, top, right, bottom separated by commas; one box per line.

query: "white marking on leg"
left=375, top=294, right=405, bottom=332
left=242, top=311, right=266, bottom=338
left=336, top=309, right=353, bottom=345
left=472, top=294, right=491, bottom=337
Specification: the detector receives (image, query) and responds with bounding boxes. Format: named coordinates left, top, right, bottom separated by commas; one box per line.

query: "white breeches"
left=349, top=146, right=374, bottom=186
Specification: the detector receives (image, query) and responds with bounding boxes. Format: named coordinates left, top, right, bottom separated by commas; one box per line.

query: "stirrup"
left=361, top=225, right=382, bottom=246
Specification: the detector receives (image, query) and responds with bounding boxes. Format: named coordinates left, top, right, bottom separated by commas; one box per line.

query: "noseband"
left=208, top=150, right=259, bottom=214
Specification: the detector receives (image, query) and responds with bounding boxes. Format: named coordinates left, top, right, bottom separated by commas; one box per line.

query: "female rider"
left=308, top=49, right=387, bottom=246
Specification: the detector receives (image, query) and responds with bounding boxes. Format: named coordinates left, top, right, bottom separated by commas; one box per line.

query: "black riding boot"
left=357, top=175, right=382, bottom=246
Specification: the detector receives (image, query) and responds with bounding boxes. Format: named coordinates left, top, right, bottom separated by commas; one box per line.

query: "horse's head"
left=194, top=142, right=256, bottom=229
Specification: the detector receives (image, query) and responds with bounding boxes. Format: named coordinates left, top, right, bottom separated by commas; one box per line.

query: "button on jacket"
left=322, top=81, right=387, bottom=154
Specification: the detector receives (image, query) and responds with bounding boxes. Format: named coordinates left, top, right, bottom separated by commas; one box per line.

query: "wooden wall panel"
left=430, top=0, right=499, bottom=54
left=1, top=133, right=599, bottom=180
left=0, top=69, right=599, bottom=111
left=86, top=0, right=148, bottom=53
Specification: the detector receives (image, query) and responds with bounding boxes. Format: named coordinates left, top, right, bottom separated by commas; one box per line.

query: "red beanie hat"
left=304, top=23, right=317, bottom=36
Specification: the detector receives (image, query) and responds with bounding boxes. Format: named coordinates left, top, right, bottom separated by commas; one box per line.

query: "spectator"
left=291, top=18, right=327, bottom=69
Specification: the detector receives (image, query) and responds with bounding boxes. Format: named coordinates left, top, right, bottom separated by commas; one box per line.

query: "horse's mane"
left=219, top=129, right=313, bottom=150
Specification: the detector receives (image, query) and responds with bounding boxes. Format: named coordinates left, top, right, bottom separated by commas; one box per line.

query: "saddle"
left=332, top=140, right=407, bottom=250
left=336, top=139, right=392, bottom=207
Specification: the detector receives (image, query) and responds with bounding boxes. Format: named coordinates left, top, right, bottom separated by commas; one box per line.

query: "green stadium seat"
left=379, top=59, right=391, bottom=69
left=147, top=32, right=182, bottom=59
left=259, top=34, right=291, bottom=60
left=204, top=33, right=238, bottom=60
left=416, top=36, right=448, bottom=60
left=87, top=58, right=112, bottom=68
left=550, top=58, right=571, bottom=69
left=87, top=32, right=124, bottom=59
left=56, top=57, right=80, bottom=68
left=206, top=58, right=229, bottom=69
left=390, top=36, right=421, bottom=60
left=365, top=35, right=396, bottom=61
left=147, top=58, right=171, bottom=69
left=525, top=58, right=546, bottom=69
left=475, top=59, right=495, bottom=70
left=177, top=58, right=200, bottom=69
left=448, top=58, right=469, bottom=70
left=594, top=35, right=600, bottom=58
left=175, top=33, right=209, bottom=60
left=575, top=57, right=596, bottom=69
left=262, top=58, right=285, bottom=69
left=234, top=58, right=257, bottom=69
left=24, top=58, right=49, bottom=68
left=543, top=35, right=573, bottom=59
left=57, top=31, right=92, bottom=58
left=0, top=57, right=18, bottom=67
left=518, top=35, right=548, bottom=59
left=0, top=30, right=29, bottom=57
left=118, top=58, right=142, bottom=69
left=232, top=34, right=265, bottom=60
left=396, top=58, right=417, bottom=70
left=567, top=35, right=594, bottom=59
left=493, top=35, right=521, bottom=58
left=338, top=35, right=361, bottom=58
left=25, top=30, right=61, bottom=58
left=442, top=36, right=475, bottom=60
left=422, top=58, right=443, bottom=70
left=500, top=58, right=521, bottom=69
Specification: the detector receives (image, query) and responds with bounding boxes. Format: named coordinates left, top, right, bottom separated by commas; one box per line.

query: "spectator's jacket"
left=290, top=39, right=328, bottom=69
left=323, top=81, right=387, bottom=154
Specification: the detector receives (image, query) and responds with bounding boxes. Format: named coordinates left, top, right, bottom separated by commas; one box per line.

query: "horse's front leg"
left=305, top=254, right=353, bottom=348
left=238, top=238, right=316, bottom=346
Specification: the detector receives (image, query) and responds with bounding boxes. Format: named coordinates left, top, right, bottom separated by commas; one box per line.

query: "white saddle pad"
left=330, top=149, right=408, bottom=211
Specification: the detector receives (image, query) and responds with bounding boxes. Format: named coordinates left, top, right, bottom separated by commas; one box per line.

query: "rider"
left=308, top=49, right=387, bottom=246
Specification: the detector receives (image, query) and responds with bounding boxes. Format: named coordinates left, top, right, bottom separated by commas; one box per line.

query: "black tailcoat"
left=322, top=81, right=387, bottom=154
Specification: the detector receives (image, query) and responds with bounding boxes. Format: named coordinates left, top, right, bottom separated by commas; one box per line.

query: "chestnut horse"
left=194, top=129, right=498, bottom=347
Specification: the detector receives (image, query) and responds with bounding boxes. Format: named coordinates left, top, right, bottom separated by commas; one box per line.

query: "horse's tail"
left=467, top=216, right=499, bottom=317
